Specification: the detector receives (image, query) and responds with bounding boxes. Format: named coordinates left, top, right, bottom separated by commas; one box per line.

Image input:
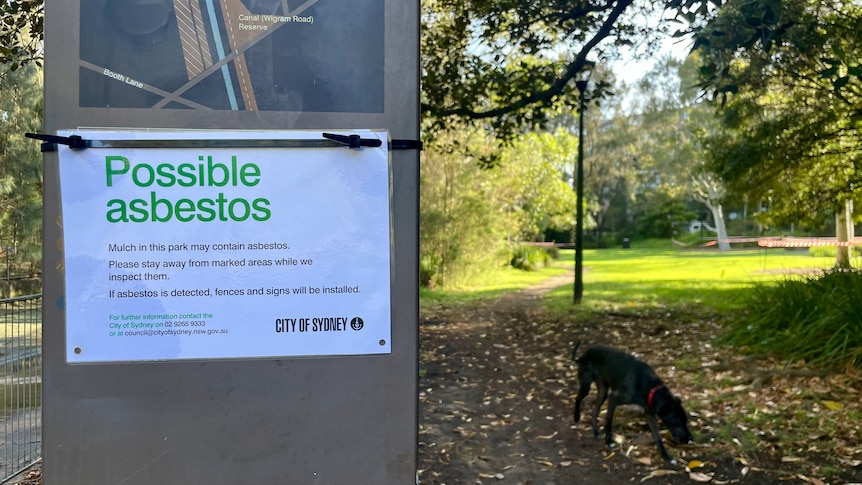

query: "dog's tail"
left=571, top=341, right=582, bottom=362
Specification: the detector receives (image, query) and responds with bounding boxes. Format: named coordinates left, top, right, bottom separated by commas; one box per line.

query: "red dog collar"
left=647, top=385, right=664, bottom=409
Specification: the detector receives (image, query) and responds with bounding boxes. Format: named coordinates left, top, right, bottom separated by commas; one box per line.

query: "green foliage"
left=508, top=244, right=552, bottom=272
left=563, top=77, right=638, bottom=247
left=634, top=192, right=697, bottom=238
left=420, top=125, right=578, bottom=288
left=542, top=243, right=560, bottom=260
left=0, top=0, right=42, bottom=74
left=722, top=268, right=862, bottom=369
left=695, top=0, right=862, bottom=229
left=419, top=126, right=512, bottom=288
left=808, top=245, right=862, bottom=259
left=0, top=61, right=43, bottom=279
left=420, top=0, right=725, bottom=137
left=633, top=54, right=737, bottom=247
left=495, top=130, right=579, bottom=241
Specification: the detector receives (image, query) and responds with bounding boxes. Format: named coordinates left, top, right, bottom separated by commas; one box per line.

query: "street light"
left=574, top=77, right=588, bottom=304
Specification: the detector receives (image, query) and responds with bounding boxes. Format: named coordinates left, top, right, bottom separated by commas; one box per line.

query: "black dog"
left=572, top=343, right=693, bottom=462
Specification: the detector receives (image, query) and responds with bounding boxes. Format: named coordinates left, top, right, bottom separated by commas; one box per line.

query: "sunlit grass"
left=420, top=262, right=569, bottom=307
left=420, top=245, right=839, bottom=315
left=543, top=247, right=835, bottom=315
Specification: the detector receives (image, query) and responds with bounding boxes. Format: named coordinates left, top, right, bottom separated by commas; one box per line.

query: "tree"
left=629, top=54, right=733, bottom=248
left=4, top=0, right=729, bottom=123
left=552, top=80, right=642, bottom=247
left=0, top=0, right=43, bottom=74
left=1, top=0, right=734, bottom=132
left=421, top=0, right=726, bottom=137
left=0, top=60, right=43, bottom=279
left=495, top=130, right=579, bottom=242
left=694, top=0, right=862, bottom=265
left=419, top=125, right=511, bottom=288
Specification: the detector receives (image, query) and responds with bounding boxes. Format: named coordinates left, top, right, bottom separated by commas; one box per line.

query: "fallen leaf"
left=640, top=469, right=682, bottom=481
left=686, top=459, right=705, bottom=471
left=689, top=471, right=713, bottom=482
left=822, top=400, right=843, bottom=411
left=797, top=474, right=826, bottom=485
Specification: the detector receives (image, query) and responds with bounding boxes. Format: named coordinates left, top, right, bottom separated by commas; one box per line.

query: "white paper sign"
left=58, top=130, right=391, bottom=363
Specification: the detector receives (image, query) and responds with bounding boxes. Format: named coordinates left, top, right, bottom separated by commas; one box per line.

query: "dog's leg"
left=603, top=394, right=619, bottom=446
left=591, top=382, right=608, bottom=439
left=646, top=414, right=674, bottom=462
left=573, top=374, right=592, bottom=424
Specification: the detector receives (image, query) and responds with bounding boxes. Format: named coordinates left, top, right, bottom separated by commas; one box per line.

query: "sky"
left=612, top=34, right=694, bottom=86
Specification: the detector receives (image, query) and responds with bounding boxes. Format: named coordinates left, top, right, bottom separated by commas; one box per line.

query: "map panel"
left=80, top=0, right=384, bottom=113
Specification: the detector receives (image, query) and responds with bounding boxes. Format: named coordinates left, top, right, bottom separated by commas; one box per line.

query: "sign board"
left=42, top=0, right=418, bottom=482
left=79, top=0, right=384, bottom=113
left=58, top=130, right=391, bottom=363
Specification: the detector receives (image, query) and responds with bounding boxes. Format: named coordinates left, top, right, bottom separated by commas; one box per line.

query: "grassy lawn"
left=419, top=262, right=571, bottom=307
left=545, top=247, right=836, bottom=314
left=421, top=245, right=837, bottom=314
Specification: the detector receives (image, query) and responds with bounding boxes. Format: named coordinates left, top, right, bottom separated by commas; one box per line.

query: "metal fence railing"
left=0, top=295, right=41, bottom=482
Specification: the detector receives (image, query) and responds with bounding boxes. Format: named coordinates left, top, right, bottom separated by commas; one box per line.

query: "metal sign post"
left=42, top=1, right=418, bottom=483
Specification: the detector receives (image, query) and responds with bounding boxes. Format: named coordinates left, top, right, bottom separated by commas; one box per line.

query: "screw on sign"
left=350, top=317, right=364, bottom=331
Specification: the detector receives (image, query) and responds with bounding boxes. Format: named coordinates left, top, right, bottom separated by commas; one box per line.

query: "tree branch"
left=423, top=0, right=635, bottom=120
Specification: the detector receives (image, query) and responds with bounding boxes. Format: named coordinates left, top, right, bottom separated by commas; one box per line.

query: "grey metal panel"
left=42, top=0, right=419, bottom=482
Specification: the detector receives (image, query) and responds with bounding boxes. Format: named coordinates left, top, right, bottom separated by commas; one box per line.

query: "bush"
left=808, top=245, right=862, bottom=258
left=542, top=244, right=560, bottom=260
left=723, top=268, right=862, bottom=369
left=419, top=254, right=441, bottom=288
left=509, top=244, right=552, bottom=271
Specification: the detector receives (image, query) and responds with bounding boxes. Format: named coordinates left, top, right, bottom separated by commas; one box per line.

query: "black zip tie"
left=391, top=139, right=423, bottom=151
left=314, top=133, right=423, bottom=150
left=25, top=133, right=88, bottom=152
left=26, top=132, right=422, bottom=152
left=321, top=132, right=381, bottom=148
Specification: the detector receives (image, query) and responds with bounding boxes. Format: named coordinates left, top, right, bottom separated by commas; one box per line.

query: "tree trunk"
left=709, top=203, right=731, bottom=251
left=692, top=173, right=730, bottom=250
left=835, top=200, right=854, bottom=269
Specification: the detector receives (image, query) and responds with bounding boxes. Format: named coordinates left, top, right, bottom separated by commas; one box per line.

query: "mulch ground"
left=418, top=273, right=862, bottom=485
left=10, top=273, right=862, bottom=484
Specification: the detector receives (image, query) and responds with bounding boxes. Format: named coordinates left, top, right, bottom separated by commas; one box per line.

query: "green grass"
left=544, top=247, right=834, bottom=315
left=420, top=262, right=570, bottom=307
left=421, top=246, right=836, bottom=314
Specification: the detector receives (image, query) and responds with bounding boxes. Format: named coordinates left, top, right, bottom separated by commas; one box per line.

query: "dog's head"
left=657, top=397, right=694, bottom=444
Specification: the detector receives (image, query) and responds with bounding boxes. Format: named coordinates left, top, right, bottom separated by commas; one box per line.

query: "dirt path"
left=418, top=272, right=861, bottom=484
left=9, top=273, right=861, bottom=484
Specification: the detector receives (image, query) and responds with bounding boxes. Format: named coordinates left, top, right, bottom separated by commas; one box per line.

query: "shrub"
left=723, top=268, right=862, bottom=369
left=509, top=244, right=551, bottom=271
left=808, top=245, right=862, bottom=258
left=419, top=254, right=441, bottom=288
left=542, top=244, right=560, bottom=260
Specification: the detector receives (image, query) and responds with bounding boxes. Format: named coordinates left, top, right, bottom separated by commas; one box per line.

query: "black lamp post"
left=574, top=78, right=588, bottom=304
